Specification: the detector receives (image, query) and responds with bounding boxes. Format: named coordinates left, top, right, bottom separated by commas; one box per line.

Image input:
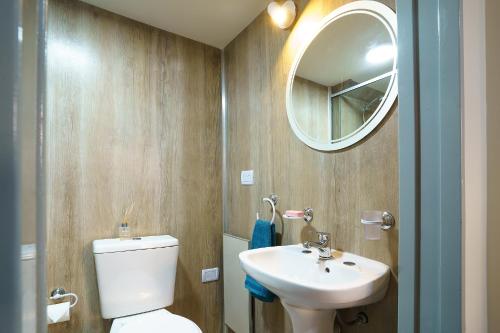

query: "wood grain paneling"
left=223, top=0, right=398, bottom=332
left=46, top=1, right=221, bottom=332
left=291, top=76, right=330, bottom=141
left=486, top=0, right=500, bottom=330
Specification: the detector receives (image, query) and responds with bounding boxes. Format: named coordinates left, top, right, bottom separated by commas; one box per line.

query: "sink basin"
left=239, top=244, right=390, bottom=333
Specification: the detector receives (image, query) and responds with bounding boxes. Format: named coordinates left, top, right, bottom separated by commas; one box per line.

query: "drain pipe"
left=335, top=311, right=369, bottom=331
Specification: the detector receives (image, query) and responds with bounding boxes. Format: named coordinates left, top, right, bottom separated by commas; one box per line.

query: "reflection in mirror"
left=287, top=2, right=397, bottom=151
left=330, top=75, right=391, bottom=140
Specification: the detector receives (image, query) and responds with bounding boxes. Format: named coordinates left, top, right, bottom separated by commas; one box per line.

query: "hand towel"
left=244, top=219, right=276, bottom=302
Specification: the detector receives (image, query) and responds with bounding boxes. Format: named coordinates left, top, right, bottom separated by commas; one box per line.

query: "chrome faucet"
left=303, top=232, right=332, bottom=260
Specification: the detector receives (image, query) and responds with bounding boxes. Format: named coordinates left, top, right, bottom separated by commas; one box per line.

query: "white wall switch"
left=202, top=267, right=219, bottom=283
left=240, top=170, right=254, bottom=185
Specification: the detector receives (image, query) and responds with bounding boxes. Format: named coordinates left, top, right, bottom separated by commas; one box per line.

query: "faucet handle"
left=317, top=232, right=330, bottom=244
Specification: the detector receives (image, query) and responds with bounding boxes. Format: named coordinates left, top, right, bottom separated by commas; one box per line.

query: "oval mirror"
left=286, top=1, right=397, bottom=151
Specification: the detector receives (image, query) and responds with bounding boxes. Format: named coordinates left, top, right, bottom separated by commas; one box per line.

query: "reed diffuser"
left=119, top=202, right=134, bottom=240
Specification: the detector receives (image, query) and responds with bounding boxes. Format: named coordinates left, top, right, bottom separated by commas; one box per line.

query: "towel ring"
left=256, top=194, right=279, bottom=224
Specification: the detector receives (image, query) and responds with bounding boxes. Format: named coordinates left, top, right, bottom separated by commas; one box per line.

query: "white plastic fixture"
left=286, top=1, right=398, bottom=151
left=93, top=235, right=179, bottom=319
left=110, top=309, right=201, bottom=333
left=239, top=244, right=390, bottom=332
left=267, top=1, right=296, bottom=29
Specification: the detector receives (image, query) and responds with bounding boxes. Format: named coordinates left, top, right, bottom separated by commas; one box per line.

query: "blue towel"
left=244, top=219, right=276, bottom=302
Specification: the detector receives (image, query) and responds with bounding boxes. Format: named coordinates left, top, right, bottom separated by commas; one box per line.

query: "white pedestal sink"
left=239, top=245, right=390, bottom=333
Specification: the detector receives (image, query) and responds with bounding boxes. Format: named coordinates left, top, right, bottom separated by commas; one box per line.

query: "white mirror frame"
left=286, top=1, right=398, bottom=151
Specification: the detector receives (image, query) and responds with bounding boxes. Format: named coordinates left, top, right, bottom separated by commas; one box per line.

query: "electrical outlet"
left=241, top=170, right=254, bottom=185
left=201, top=267, right=219, bottom=283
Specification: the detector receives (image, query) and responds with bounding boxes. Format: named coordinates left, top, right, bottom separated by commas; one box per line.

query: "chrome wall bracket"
left=50, top=288, right=66, bottom=298
left=304, top=208, right=314, bottom=223
left=381, top=211, right=395, bottom=230
left=268, top=194, right=279, bottom=207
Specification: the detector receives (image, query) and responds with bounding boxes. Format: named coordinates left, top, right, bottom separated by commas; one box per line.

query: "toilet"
left=93, top=235, right=201, bottom=333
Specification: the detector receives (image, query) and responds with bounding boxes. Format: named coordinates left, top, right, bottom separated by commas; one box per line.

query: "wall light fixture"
left=267, top=1, right=296, bottom=29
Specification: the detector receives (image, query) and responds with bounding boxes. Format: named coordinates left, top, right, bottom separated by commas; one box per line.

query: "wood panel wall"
left=46, top=1, right=222, bottom=332
left=486, top=0, right=500, bottom=330
left=223, top=0, right=398, bottom=332
left=291, top=76, right=330, bottom=142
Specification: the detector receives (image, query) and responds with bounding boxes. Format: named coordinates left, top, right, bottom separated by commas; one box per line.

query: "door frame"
left=0, top=0, right=22, bottom=331
left=0, top=0, right=47, bottom=331
left=397, top=0, right=462, bottom=331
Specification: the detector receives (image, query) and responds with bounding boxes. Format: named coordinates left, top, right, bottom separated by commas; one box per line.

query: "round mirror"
left=286, top=1, right=397, bottom=151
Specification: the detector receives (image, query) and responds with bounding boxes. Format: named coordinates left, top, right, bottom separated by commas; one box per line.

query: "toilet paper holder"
left=49, top=288, right=78, bottom=308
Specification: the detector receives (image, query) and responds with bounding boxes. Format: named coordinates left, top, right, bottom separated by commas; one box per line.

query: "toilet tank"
left=93, top=235, right=179, bottom=319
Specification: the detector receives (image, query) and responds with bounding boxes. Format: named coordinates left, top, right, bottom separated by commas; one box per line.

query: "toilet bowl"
left=110, top=309, right=201, bottom=333
left=93, top=235, right=200, bottom=333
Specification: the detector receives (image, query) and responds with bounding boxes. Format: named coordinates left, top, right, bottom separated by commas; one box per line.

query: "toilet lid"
left=112, top=309, right=201, bottom=333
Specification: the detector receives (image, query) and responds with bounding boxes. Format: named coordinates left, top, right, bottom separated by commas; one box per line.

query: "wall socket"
left=201, top=267, right=219, bottom=283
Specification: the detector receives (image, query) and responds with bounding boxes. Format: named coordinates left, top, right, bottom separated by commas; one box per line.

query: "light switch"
left=202, top=267, right=219, bottom=283
left=241, top=170, right=254, bottom=185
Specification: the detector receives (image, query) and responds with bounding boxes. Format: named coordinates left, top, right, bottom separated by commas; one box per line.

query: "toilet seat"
left=110, top=309, right=202, bottom=333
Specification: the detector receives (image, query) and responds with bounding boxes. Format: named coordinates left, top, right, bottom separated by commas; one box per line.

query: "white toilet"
left=93, top=235, right=202, bottom=333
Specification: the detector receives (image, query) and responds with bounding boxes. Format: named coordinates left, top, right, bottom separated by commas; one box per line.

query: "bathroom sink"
left=239, top=244, right=390, bottom=333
